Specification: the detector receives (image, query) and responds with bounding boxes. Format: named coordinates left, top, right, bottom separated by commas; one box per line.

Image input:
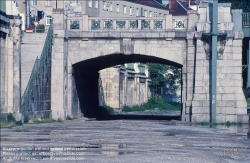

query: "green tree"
left=147, top=63, right=181, bottom=96
left=218, top=0, right=250, bottom=12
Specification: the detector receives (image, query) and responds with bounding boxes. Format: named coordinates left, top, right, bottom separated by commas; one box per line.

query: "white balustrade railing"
left=88, top=17, right=166, bottom=30
left=67, top=16, right=187, bottom=31
left=243, top=12, right=250, bottom=27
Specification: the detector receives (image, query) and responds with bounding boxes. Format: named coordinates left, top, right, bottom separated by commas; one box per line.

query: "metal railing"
left=243, top=12, right=250, bottom=27
left=21, top=23, right=53, bottom=118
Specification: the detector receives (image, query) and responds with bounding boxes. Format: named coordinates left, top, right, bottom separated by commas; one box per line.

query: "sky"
left=162, top=0, right=169, bottom=4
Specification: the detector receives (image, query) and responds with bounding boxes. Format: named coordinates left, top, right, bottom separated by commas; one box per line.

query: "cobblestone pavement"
left=1, top=118, right=249, bottom=163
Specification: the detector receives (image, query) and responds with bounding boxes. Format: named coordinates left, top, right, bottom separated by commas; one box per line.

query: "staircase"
left=21, top=33, right=47, bottom=95
left=20, top=25, right=53, bottom=118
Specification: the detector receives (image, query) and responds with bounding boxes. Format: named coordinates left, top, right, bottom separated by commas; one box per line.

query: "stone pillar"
left=248, top=40, right=250, bottom=88
left=51, top=9, right=67, bottom=120
left=0, top=34, right=7, bottom=113
left=191, top=6, right=248, bottom=123
left=184, top=10, right=199, bottom=122
left=67, top=57, right=80, bottom=118
left=0, top=15, right=22, bottom=121
left=11, top=17, right=22, bottom=120
left=232, top=10, right=243, bottom=31
left=191, top=38, right=210, bottom=122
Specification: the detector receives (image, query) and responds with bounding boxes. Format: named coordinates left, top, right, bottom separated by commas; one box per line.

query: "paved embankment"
left=1, top=119, right=249, bottom=163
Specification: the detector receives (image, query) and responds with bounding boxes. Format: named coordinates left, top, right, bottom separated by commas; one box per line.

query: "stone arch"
left=70, top=51, right=184, bottom=118
left=67, top=38, right=186, bottom=67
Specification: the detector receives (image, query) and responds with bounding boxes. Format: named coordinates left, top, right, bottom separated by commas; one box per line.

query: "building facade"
left=18, top=0, right=169, bottom=31
left=0, top=0, right=22, bottom=120
left=99, top=63, right=150, bottom=110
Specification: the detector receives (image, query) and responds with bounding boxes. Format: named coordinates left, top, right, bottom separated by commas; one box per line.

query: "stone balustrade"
left=242, top=12, right=250, bottom=27
left=66, top=15, right=187, bottom=31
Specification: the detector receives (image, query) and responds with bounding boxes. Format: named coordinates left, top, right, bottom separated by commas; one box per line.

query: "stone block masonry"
left=49, top=4, right=248, bottom=123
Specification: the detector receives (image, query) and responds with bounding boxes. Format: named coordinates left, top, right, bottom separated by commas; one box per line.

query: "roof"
left=167, top=0, right=197, bottom=16
left=125, top=0, right=169, bottom=10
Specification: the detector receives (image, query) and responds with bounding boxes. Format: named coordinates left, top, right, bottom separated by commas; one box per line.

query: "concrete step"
left=21, top=33, right=47, bottom=44
left=21, top=32, right=48, bottom=95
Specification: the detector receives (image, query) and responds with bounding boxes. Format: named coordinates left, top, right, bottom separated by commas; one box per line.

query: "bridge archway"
left=50, top=5, right=248, bottom=123
left=72, top=53, right=183, bottom=118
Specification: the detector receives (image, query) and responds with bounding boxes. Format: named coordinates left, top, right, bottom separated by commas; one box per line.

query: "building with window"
left=17, top=0, right=170, bottom=31
left=0, top=0, right=22, bottom=120
left=17, top=0, right=64, bottom=31
left=16, top=0, right=171, bottom=110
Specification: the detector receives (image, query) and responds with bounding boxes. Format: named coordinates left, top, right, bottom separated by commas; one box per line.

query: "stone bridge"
left=50, top=4, right=248, bottom=123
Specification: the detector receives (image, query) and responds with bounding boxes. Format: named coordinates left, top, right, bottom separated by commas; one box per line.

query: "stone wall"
left=50, top=4, right=248, bottom=123
left=99, top=64, right=150, bottom=110
left=0, top=34, right=7, bottom=113
left=99, top=67, right=120, bottom=109
left=189, top=4, right=248, bottom=123
left=0, top=12, right=22, bottom=120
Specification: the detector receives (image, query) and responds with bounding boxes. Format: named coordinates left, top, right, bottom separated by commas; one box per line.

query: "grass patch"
left=98, top=105, right=116, bottom=115
left=57, top=118, right=63, bottom=122
left=24, top=115, right=30, bottom=124
left=122, top=96, right=181, bottom=112
left=196, top=121, right=242, bottom=126
left=66, top=116, right=73, bottom=120
left=0, top=113, right=22, bottom=128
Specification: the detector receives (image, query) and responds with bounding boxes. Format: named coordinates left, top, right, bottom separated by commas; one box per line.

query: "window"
left=32, top=0, right=38, bottom=6
left=110, top=2, right=112, bottom=11
left=123, top=6, right=126, bottom=14
left=144, top=10, right=147, bottom=17
left=46, top=16, right=52, bottom=25
left=116, top=4, right=119, bottom=12
left=88, top=0, right=92, bottom=7
left=159, top=13, right=162, bottom=17
left=45, top=0, right=51, bottom=7
left=130, top=7, right=133, bottom=16
left=149, top=11, right=152, bottom=17
left=15, top=0, right=18, bottom=7
left=136, top=8, right=139, bottom=16
left=95, top=1, right=98, bottom=8
left=103, top=1, right=106, bottom=10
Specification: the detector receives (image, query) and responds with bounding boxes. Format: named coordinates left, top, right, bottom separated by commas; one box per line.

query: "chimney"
left=169, top=0, right=175, bottom=10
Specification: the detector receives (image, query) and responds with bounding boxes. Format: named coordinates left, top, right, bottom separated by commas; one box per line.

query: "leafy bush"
left=24, top=115, right=30, bottom=124
left=66, top=116, right=73, bottom=120
left=98, top=105, right=115, bottom=115
left=57, top=118, right=63, bottom=122
left=16, top=120, right=23, bottom=126
left=122, top=96, right=181, bottom=112
left=36, top=24, right=45, bottom=33
left=103, top=105, right=115, bottom=115
left=7, top=113, right=16, bottom=123
left=0, top=113, right=23, bottom=128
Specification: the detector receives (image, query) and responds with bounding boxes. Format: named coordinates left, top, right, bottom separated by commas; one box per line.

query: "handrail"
left=21, top=22, right=53, bottom=117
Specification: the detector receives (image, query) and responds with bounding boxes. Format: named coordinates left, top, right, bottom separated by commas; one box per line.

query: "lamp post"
left=211, top=0, right=218, bottom=123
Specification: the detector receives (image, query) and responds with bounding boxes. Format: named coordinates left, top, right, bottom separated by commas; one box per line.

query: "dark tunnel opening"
left=72, top=54, right=183, bottom=120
